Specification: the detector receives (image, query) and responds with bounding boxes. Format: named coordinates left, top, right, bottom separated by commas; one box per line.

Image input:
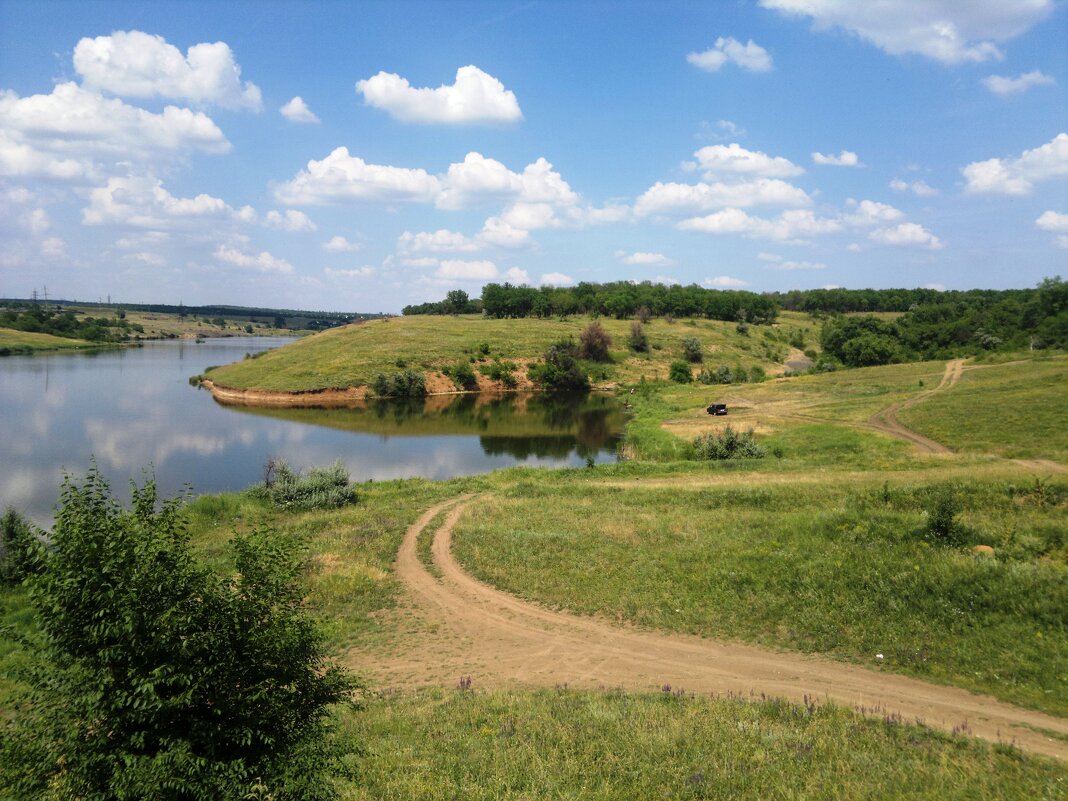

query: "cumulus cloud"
left=634, top=178, right=810, bottom=217
left=687, top=37, right=773, bottom=72
left=694, top=143, right=803, bottom=178
left=812, top=150, right=859, bottom=167
left=214, top=244, right=294, bottom=273
left=356, top=65, right=522, bottom=124
left=889, top=178, right=939, bottom=196
left=868, top=222, right=943, bottom=249
left=478, top=216, right=533, bottom=249
left=41, top=237, right=66, bottom=259
left=616, top=250, right=674, bottom=266
left=399, top=229, right=480, bottom=253
left=264, top=209, right=317, bottom=232
left=324, top=266, right=374, bottom=279
left=437, top=152, right=577, bottom=210
left=760, top=0, right=1053, bottom=64
left=435, top=259, right=499, bottom=280
left=273, top=146, right=441, bottom=205
left=73, top=30, right=262, bottom=110
left=703, top=275, right=750, bottom=288
left=540, top=272, right=574, bottom=286
left=962, top=133, right=1068, bottom=195
left=280, top=96, right=320, bottom=123
left=678, top=208, right=841, bottom=241
left=844, top=199, right=904, bottom=226
left=322, top=235, right=361, bottom=252
left=0, top=83, right=229, bottom=181
left=982, top=70, right=1055, bottom=96
left=503, top=266, right=530, bottom=284
left=767, top=260, right=827, bottom=270
left=82, top=174, right=240, bottom=228
left=1036, top=210, right=1068, bottom=248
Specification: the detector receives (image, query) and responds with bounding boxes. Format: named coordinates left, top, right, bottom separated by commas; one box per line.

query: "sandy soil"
left=346, top=496, right=1068, bottom=761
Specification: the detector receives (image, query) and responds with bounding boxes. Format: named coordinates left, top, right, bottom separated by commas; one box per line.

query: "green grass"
left=339, top=688, right=1064, bottom=800
left=204, top=313, right=816, bottom=392
left=0, top=327, right=96, bottom=354
left=452, top=474, right=1068, bottom=715
left=900, top=356, right=1068, bottom=462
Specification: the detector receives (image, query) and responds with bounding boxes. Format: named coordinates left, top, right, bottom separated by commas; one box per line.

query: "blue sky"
left=1, top=0, right=1066, bottom=313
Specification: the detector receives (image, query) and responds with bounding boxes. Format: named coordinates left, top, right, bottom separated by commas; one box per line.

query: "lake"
left=0, top=338, right=625, bottom=525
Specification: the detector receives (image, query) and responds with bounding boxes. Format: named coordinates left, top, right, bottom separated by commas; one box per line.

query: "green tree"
left=0, top=508, right=37, bottom=586
left=669, top=359, right=692, bottom=383
left=578, top=321, right=613, bottom=362
left=0, top=469, right=354, bottom=800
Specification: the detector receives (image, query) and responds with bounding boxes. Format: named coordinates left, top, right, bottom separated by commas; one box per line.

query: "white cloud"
left=478, top=216, right=532, bottom=249
left=1036, top=211, right=1068, bottom=248
left=500, top=201, right=561, bottom=231
left=694, top=143, right=803, bottom=178
left=771, top=260, right=827, bottom=270
left=436, top=259, right=498, bottom=280
left=356, top=65, right=522, bottom=124
left=757, top=251, right=782, bottom=262
left=962, top=133, right=1068, bottom=195
left=653, top=275, right=679, bottom=286
left=322, top=235, right=361, bottom=252
left=760, top=0, right=1053, bottom=64
left=539, top=272, right=574, bottom=286
left=325, top=266, right=374, bottom=279
left=982, top=70, right=1055, bottom=96
left=868, top=222, right=943, bottom=249
left=0, top=83, right=229, bottom=181
left=616, top=250, right=674, bottom=266
left=437, top=152, right=577, bottom=210
left=399, top=256, right=439, bottom=268
left=83, top=174, right=240, bottom=228
left=687, top=37, right=773, bottom=72
left=280, top=96, right=320, bottom=123
left=214, top=244, right=294, bottom=273
left=678, top=208, right=842, bottom=241
left=503, top=266, right=530, bottom=283
left=812, top=150, right=859, bottom=167
left=273, top=146, right=441, bottom=205
left=844, top=199, right=904, bottom=226
left=399, top=229, right=480, bottom=253
left=264, top=209, right=317, bottom=232
left=889, top=178, right=939, bottom=196
left=634, top=178, right=810, bottom=217
left=703, top=275, right=750, bottom=288
left=40, top=237, right=66, bottom=259
left=24, top=208, right=49, bottom=234
left=73, top=30, right=262, bottom=110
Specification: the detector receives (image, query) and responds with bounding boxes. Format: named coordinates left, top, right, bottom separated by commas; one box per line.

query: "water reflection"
left=0, top=339, right=625, bottom=526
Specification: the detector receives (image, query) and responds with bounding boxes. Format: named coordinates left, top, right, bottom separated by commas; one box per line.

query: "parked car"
left=706, top=403, right=728, bottom=415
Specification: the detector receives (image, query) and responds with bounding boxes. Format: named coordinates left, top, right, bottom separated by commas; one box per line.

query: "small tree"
left=636, top=306, right=652, bottom=324
left=0, top=468, right=354, bottom=799
left=669, top=359, right=692, bottom=383
left=528, top=338, right=589, bottom=393
left=0, top=507, right=37, bottom=586
left=578, top=321, right=613, bottom=362
left=681, top=336, right=703, bottom=363
left=627, top=321, right=649, bottom=353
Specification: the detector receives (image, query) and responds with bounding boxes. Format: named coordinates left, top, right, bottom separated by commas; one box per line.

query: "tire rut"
left=867, top=359, right=964, bottom=454
left=352, top=497, right=1068, bottom=762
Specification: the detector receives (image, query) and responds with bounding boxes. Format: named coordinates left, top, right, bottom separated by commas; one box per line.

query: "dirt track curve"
left=349, top=497, right=1068, bottom=761
left=867, top=358, right=964, bottom=454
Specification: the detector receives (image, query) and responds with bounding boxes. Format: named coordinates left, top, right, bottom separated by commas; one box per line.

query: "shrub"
left=627, top=322, right=649, bottom=353
left=0, top=507, right=38, bottom=586
left=681, top=336, right=703, bottom=363
left=636, top=306, right=652, bottom=324
left=0, top=468, right=354, bottom=800
left=447, top=361, right=479, bottom=391
left=478, top=359, right=518, bottom=388
left=254, top=459, right=357, bottom=511
left=924, top=485, right=965, bottom=546
left=669, top=360, right=692, bottom=383
left=370, top=369, right=426, bottom=398
left=693, top=425, right=767, bottom=460
left=736, top=321, right=750, bottom=336
left=528, top=338, right=589, bottom=393
left=749, top=365, right=766, bottom=383
left=698, top=364, right=735, bottom=384
left=578, top=321, right=613, bottom=362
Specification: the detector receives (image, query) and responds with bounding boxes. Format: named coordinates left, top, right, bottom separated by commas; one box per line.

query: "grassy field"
left=204, top=312, right=820, bottom=391
left=900, top=356, right=1068, bottom=462
left=0, top=327, right=96, bottom=354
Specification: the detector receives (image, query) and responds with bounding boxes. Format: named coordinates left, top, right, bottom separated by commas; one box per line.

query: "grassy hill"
left=0, top=328, right=96, bottom=354
left=203, top=313, right=819, bottom=392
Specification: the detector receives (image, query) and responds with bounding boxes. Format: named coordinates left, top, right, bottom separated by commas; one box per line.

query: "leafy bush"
left=0, top=468, right=354, bottom=800
left=370, top=369, right=426, bottom=397
left=698, top=364, right=745, bottom=384
left=528, top=338, right=589, bottom=393
left=254, top=460, right=357, bottom=511
left=749, top=365, right=766, bottom=383
left=578, top=322, right=613, bottom=362
left=669, top=360, right=692, bottom=383
left=627, top=322, right=649, bottom=353
left=692, top=425, right=767, bottom=460
left=0, top=507, right=38, bottom=586
left=478, top=359, right=518, bottom=388
left=446, top=361, right=479, bottom=391
left=924, top=485, right=965, bottom=546
left=681, top=336, right=703, bottom=363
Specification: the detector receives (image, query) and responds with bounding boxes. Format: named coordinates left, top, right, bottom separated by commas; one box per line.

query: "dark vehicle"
left=706, top=403, right=728, bottom=415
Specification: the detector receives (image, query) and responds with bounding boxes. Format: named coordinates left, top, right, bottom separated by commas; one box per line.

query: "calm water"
left=0, top=338, right=624, bottom=525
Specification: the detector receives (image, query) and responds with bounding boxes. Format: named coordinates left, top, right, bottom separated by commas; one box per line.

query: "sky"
left=1, top=0, right=1066, bottom=313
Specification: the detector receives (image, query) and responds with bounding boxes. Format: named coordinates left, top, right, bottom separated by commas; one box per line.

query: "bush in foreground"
left=693, top=425, right=767, bottom=459
left=255, top=459, right=357, bottom=511
left=0, top=507, right=38, bottom=586
left=0, top=468, right=354, bottom=800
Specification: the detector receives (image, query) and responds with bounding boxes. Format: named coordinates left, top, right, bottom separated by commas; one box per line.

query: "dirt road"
left=349, top=497, right=1068, bottom=761
left=867, top=358, right=965, bottom=454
